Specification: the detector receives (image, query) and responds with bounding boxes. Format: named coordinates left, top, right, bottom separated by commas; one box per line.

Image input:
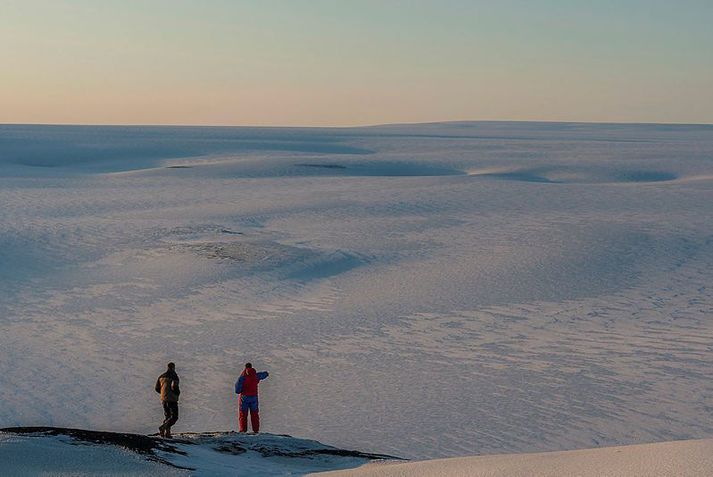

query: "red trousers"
left=239, top=395, right=260, bottom=432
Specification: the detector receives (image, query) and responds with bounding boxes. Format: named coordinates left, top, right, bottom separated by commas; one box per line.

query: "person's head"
left=167, top=362, right=175, bottom=371
left=245, top=362, right=252, bottom=369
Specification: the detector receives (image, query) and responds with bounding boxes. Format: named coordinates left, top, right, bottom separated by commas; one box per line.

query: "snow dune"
left=316, top=439, right=713, bottom=477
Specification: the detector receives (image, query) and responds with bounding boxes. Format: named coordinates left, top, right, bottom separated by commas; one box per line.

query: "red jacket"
left=235, top=368, right=269, bottom=396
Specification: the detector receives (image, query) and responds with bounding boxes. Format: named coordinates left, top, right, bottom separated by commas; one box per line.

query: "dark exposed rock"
left=1, top=427, right=193, bottom=470
left=214, top=442, right=248, bottom=455
left=295, top=163, right=348, bottom=169
left=248, top=445, right=397, bottom=460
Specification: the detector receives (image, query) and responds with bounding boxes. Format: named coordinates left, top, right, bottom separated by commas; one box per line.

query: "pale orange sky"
left=2, top=1, right=712, bottom=126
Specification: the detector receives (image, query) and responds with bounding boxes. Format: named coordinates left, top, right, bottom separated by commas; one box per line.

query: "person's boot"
left=159, top=425, right=165, bottom=438
left=164, top=427, right=172, bottom=439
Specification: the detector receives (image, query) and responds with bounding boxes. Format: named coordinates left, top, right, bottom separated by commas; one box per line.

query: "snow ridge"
left=0, top=427, right=395, bottom=476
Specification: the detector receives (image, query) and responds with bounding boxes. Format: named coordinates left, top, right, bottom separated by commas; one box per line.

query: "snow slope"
left=316, top=438, right=713, bottom=477
left=0, top=427, right=391, bottom=476
left=0, top=122, right=712, bottom=461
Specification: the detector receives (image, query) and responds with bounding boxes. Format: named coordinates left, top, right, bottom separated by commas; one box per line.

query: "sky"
left=1, top=0, right=712, bottom=126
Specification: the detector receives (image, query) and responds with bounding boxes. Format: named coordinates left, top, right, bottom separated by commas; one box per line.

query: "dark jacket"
left=155, top=370, right=180, bottom=403
left=235, top=368, right=268, bottom=396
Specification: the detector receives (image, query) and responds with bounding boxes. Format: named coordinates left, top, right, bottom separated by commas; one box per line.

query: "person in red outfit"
left=234, top=362, right=269, bottom=433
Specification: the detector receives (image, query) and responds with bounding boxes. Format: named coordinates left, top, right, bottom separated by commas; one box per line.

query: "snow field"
left=0, top=122, right=711, bottom=461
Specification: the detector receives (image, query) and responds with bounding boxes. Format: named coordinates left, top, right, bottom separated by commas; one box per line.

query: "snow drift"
left=319, top=439, right=713, bottom=477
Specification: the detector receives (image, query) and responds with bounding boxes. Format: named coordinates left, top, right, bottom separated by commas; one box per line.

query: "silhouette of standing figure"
left=235, top=362, right=269, bottom=433
left=155, top=362, right=180, bottom=438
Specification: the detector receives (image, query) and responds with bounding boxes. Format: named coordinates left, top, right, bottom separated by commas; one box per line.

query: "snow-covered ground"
left=317, top=438, right=713, bottom=477
left=0, top=427, right=390, bottom=476
left=1, top=122, right=712, bottom=465
left=3, top=428, right=711, bottom=477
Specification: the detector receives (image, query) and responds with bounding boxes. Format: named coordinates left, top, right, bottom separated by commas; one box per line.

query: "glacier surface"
left=0, top=122, right=712, bottom=459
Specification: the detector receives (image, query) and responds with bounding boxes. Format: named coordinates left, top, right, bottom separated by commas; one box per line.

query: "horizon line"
left=2, top=118, right=713, bottom=129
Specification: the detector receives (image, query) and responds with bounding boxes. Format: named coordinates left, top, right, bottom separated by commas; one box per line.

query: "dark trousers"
left=162, top=401, right=179, bottom=430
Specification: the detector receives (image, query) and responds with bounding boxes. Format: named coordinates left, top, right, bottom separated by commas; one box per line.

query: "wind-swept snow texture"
left=0, top=122, right=712, bottom=460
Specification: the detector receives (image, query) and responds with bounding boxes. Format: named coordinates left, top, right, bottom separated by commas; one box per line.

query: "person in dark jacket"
left=155, top=362, right=180, bottom=438
left=235, top=362, right=269, bottom=433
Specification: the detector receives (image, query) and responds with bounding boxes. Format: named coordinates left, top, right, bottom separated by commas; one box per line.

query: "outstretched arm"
left=257, top=371, right=269, bottom=381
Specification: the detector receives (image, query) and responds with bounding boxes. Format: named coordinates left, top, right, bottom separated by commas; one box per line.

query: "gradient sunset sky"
left=2, top=0, right=712, bottom=126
